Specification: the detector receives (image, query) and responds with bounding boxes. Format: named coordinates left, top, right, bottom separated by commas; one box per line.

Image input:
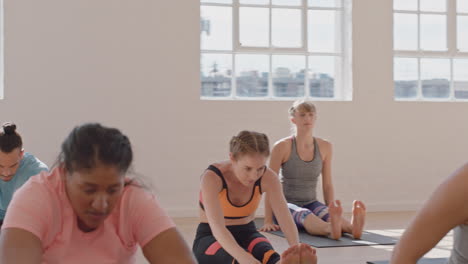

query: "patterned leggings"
left=286, top=201, right=330, bottom=229
left=193, top=221, right=280, bottom=264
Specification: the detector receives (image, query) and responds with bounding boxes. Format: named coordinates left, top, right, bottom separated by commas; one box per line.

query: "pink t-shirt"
left=1, top=168, right=175, bottom=264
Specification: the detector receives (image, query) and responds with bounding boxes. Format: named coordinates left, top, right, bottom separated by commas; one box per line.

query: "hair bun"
left=2, top=122, right=17, bottom=135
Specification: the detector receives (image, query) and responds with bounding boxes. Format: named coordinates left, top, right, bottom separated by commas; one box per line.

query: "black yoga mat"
left=366, top=258, right=447, bottom=264
left=254, top=218, right=398, bottom=248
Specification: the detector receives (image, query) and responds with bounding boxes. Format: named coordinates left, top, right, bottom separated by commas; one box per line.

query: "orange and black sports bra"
left=199, top=165, right=263, bottom=219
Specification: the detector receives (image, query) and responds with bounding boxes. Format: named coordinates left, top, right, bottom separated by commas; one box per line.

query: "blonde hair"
left=229, top=130, right=270, bottom=160
left=288, top=99, right=317, bottom=117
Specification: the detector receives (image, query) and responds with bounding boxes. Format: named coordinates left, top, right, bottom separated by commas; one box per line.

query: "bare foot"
left=351, top=200, right=366, bottom=239
left=280, top=244, right=300, bottom=264
left=299, top=244, right=317, bottom=264
left=328, top=200, right=343, bottom=240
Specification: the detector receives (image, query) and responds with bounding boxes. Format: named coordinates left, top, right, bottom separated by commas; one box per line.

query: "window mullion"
left=302, top=0, right=308, bottom=51
left=339, top=0, right=347, bottom=100
left=231, top=53, right=236, bottom=99
left=269, top=53, right=273, bottom=99
left=450, top=58, right=455, bottom=99
left=447, top=0, right=457, bottom=55
left=417, top=0, right=421, bottom=51
left=448, top=0, right=457, bottom=100
left=417, top=58, right=423, bottom=100
left=417, top=0, right=422, bottom=100
left=268, top=1, right=273, bottom=98
left=233, top=0, right=239, bottom=98
left=302, top=0, right=310, bottom=98
left=233, top=0, right=240, bottom=50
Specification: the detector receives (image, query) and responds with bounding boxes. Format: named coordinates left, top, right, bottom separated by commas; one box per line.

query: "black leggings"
left=193, top=221, right=280, bottom=264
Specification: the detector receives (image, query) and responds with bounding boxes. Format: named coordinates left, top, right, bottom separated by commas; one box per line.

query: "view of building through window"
left=200, top=0, right=351, bottom=100
left=394, top=0, right=468, bottom=101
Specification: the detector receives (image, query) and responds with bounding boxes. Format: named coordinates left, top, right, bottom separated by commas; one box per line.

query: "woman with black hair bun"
left=0, top=122, right=48, bottom=228
left=0, top=123, right=196, bottom=264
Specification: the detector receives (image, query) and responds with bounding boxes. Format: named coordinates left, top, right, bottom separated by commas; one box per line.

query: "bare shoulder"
left=448, top=162, right=468, bottom=185
left=315, top=137, right=332, bottom=151
left=315, top=137, right=332, bottom=147
left=200, top=163, right=225, bottom=191
left=260, top=168, right=281, bottom=189
left=272, top=136, right=293, bottom=153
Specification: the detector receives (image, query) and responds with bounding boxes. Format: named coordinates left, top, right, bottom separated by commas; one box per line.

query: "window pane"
left=272, top=55, right=305, bottom=97
left=201, top=6, right=232, bottom=50
left=308, top=0, right=341, bottom=8
left=308, top=10, right=339, bottom=52
left=240, top=0, right=269, bottom=5
left=421, top=58, right=450, bottom=98
left=458, top=0, right=468, bottom=13
left=272, top=9, right=302, bottom=48
left=454, top=59, right=468, bottom=99
left=421, top=14, right=447, bottom=51
left=394, top=58, right=418, bottom=99
left=201, top=53, right=232, bottom=97
left=394, top=13, right=418, bottom=50
left=240, top=7, right=269, bottom=47
left=273, top=0, right=301, bottom=6
left=201, top=0, right=232, bottom=4
left=420, top=0, right=446, bottom=12
left=394, top=0, right=417, bottom=11
left=308, top=56, right=336, bottom=98
left=458, top=16, right=468, bottom=51
left=235, top=54, right=269, bottom=97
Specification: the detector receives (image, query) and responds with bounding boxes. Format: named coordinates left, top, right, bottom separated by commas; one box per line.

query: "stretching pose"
left=0, top=123, right=195, bottom=264
left=261, top=100, right=366, bottom=240
left=0, top=122, right=48, bottom=228
left=391, top=163, right=468, bottom=264
left=193, top=130, right=317, bottom=264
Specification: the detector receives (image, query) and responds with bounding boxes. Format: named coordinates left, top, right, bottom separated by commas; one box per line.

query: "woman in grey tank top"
left=259, top=100, right=367, bottom=240
left=391, top=163, right=468, bottom=264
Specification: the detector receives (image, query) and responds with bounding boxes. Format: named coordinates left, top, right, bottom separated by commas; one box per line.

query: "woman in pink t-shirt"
left=0, top=123, right=196, bottom=264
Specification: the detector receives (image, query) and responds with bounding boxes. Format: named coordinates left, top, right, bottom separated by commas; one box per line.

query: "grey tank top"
left=448, top=224, right=468, bottom=264
left=280, top=136, right=323, bottom=206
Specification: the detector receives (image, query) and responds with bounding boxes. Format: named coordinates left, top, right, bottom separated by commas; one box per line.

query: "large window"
left=200, top=0, right=352, bottom=100
left=394, top=0, right=468, bottom=101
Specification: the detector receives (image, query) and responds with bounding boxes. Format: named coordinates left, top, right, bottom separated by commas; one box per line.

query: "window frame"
left=200, top=0, right=353, bottom=101
left=393, top=0, right=468, bottom=101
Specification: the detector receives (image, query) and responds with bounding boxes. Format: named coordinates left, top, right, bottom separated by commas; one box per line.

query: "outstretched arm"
left=0, top=228, right=43, bottom=264
left=391, top=163, right=468, bottom=264
left=263, top=170, right=299, bottom=246
left=320, top=141, right=334, bottom=206
left=143, top=227, right=196, bottom=264
left=260, top=142, right=286, bottom=232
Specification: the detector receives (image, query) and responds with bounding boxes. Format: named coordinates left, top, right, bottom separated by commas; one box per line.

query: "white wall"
left=1, top=0, right=467, bottom=217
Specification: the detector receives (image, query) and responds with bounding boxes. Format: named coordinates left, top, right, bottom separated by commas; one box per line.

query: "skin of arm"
left=320, top=140, right=334, bottom=206
left=262, top=141, right=287, bottom=229
left=142, top=227, right=197, bottom=264
left=0, top=228, right=43, bottom=264
left=201, top=171, right=260, bottom=264
left=262, top=169, right=300, bottom=246
left=390, top=163, right=468, bottom=264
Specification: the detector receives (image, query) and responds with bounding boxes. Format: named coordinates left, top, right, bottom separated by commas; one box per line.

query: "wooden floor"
left=136, top=211, right=453, bottom=263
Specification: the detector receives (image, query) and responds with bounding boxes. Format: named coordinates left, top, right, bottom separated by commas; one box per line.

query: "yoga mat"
left=366, top=258, right=447, bottom=264
left=254, top=219, right=398, bottom=248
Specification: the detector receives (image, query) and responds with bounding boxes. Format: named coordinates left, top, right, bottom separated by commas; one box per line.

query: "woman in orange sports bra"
left=193, top=130, right=317, bottom=264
